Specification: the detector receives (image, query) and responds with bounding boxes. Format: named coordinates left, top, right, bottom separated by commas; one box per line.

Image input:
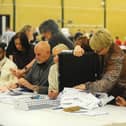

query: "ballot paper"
left=60, top=88, right=114, bottom=110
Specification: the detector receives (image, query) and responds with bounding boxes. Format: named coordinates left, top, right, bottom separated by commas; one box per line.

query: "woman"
left=73, top=29, right=125, bottom=95
left=9, top=32, right=35, bottom=78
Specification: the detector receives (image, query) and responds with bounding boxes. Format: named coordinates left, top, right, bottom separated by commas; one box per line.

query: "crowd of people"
left=0, top=19, right=126, bottom=107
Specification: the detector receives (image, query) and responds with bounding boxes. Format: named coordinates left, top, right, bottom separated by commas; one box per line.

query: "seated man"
left=15, top=41, right=53, bottom=94
left=0, top=43, right=17, bottom=91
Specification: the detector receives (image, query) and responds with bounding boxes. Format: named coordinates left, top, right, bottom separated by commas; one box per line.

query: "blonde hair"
left=20, top=25, right=32, bottom=33
left=52, top=44, right=69, bottom=55
left=89, top=29, right=113, bottom=51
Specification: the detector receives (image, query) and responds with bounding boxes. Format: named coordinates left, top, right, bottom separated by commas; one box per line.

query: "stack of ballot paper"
left=59, top=88, right=114, bottom=110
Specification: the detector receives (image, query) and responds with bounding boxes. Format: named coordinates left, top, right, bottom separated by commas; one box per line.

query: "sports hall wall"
left=0, top=0, right=126, bottom=41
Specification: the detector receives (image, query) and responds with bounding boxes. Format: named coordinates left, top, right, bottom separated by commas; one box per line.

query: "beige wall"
left=0, top=0, right=126, bottom=41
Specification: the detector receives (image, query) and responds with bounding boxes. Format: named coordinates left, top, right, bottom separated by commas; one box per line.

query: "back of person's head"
left=14, top=32, right=30, bottom=51
left=52, top=44, right=69, bottom=55
left=39, top=19, right=59, bottom=34
left=89, top=29, right=113, bottom=51
left=20, top=25, right=32, bottom=33
left=0, top=43, right=7, bottom=51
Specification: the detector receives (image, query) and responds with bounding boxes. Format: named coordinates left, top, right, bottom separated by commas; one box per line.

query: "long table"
left=0, top=103, right=126, bottom=126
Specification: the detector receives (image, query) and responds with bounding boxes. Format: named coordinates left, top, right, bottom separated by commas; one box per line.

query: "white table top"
left=0, top=103, right=126, bottom=126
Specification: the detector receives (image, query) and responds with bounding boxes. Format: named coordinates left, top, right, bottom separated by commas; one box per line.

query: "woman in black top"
left=7, top=32, right=35, bottom=78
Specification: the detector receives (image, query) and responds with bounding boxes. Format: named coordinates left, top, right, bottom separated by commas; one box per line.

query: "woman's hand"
left=48, top=90, right=59, bottom=99
left=73, top=45, right=85, bottom=57
left=73, top=84, right=86, bottom=90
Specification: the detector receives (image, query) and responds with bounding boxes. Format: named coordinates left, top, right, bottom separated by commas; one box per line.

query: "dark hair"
left=14, top=32, right=30, bottom=51
left=39, top=19, right=59, bottom=34
left=0, top=43, right=7, bottom=50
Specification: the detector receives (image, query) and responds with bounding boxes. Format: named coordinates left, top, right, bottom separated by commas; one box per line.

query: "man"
left=0, top=43, right=17, bottom=89
left=39, top=19, right=74, bottom=51
left=17, top=41, right=53, bottom=94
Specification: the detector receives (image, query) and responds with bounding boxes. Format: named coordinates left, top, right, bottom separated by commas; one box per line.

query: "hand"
left=18, top=78, right=27, bottom=86
left=7, top=83, right=18, bottom=90
left=0, top=86, right=8, bottom=92
left=73, top=45, right=85, bottom=57
left=10, top=68, right=25, bottom=78
left=48, top=90, right=59, bottom=99
left=73, top=84, right=86, bottom=90
left=116, top=96, right=126, bottom=106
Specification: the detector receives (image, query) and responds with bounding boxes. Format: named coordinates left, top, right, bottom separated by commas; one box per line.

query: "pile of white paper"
left=59, top=88, right=114, bottom=110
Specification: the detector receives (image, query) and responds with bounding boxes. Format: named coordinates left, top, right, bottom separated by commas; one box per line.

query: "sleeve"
left=5, top=62, right=18, bottom=85
left=87, top=54, right=124, bottom=92
left=48, top=64, right=59, bottom=91
left=24, top=63, right=36, bottom=83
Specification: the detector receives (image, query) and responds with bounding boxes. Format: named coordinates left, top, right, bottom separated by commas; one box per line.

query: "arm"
left=18, top=78, right=39, bottom=91
left=11, top=59, right=36, bottom=78
left=48, top=64, right=59, bottom=99
left=86, top=54, right=124, bottom=92
left=48, top=64, right=59, bottom=91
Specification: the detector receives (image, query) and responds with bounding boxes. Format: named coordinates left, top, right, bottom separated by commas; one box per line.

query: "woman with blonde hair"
left=73, top=29, right=126, bottom=99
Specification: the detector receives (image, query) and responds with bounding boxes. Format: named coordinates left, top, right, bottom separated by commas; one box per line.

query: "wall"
left=0, top=0, right=126, bottom=40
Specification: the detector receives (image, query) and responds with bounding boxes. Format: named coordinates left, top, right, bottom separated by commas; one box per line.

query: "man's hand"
left=116, top=96, right=126, bottom=106
left=18, top=78, right=39, bottom=91
left=73, top=84, right=86, bottom=90
left=48, top=90, right=59, bottom=99
left=73, top=45, right=85, bottom=57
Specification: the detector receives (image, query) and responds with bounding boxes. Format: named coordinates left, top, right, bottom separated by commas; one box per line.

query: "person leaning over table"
left=73, top=29, right=126, bottom=96
left=39, top=19, right=74, bottom=51
left=7, top=41, right=53, bottom=94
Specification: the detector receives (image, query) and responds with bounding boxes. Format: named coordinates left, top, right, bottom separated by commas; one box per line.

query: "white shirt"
left=0, top=57, right=17, bottom=86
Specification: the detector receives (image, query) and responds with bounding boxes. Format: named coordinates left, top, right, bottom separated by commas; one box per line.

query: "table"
left=0, top=103, right=126, bottom=126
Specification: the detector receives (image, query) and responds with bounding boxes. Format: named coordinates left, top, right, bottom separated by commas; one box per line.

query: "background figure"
left=0, top=43, right=17, bottom=91
left=74, top=34, right=92, bottom=52
left=115, top=36, right=122, bottom=46
left=19, top=25, right=34, bottom=43
left=48, top=44, right=69, bottom=99
left=1, top=27, right=15, bottom=46
left=39, top=19, right=74, bottom=51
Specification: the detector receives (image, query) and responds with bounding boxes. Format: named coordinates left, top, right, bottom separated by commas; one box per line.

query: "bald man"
left=17, top=41, right=53, bottom=94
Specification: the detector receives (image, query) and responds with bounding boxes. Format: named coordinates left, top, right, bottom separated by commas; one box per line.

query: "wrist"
left=85, top=82, right=90, bottom=90
left=23, top=66, right=28, bottom=73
